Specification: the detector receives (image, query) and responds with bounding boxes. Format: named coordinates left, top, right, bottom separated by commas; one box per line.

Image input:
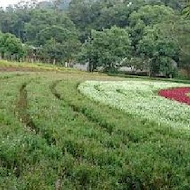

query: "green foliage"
left=172, top=19, right=190, bottom=73
left=80, top=26, right=132, bottom=71
left=129, top=5, right=175, bottom=27
left=0, top=0, right=189, bottom=74
left=0, top=7, right=30, bottom=41
left=68, top=0, right=147, bottom=41
left=0, top=32, right=25, bottom=60
left=25, top=9, right=76, bottom=44
left=138, top=24, right=179, bottom=77
left=183, top=0, right=190, bottom=17
left=129, top=4, right=176, bottom=47
left=37, top=25, right=81, bottom=63
left=121, top=57, right=149, bottom=73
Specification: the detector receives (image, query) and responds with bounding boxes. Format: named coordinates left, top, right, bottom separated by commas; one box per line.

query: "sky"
left=0, top=0, right=43, bottom=8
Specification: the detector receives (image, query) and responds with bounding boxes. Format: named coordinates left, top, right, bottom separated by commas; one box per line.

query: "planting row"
left=2, top=73, right=190, bottom=189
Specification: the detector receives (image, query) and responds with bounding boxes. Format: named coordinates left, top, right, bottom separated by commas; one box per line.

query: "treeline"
left=0, top=0, right=190, bottom=77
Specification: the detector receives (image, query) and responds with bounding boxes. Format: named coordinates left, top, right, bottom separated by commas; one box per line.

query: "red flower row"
left=158, top=87, right=190, bottom=105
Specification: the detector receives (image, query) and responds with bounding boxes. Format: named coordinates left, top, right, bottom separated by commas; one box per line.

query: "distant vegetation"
left=0, top=0, right=190, bottom=77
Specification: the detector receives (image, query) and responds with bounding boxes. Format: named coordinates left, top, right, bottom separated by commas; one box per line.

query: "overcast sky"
left=0, top=0, right=43, bottom=8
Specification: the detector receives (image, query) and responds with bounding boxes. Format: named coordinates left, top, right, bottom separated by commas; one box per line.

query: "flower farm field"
left=1, top=63, right=190, bottom=189
left=79, top=81, right=190, bottom=129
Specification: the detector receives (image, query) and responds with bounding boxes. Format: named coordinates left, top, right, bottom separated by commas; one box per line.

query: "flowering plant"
left=79, top=80, right=190, bottom=129
left=159, top=87, right=190, bottom=105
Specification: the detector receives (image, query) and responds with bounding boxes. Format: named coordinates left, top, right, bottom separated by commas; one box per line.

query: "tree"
left=68, top=0, right=148, bottom=41
left=24, top=9, right=80, bottom=64
left=151, top=17, right=190, bottom=78
left=53, top=0, right=71, bottom=11
left=149, top=0, right=185, bottom=10
left=94, top=0, right=150, bottom=29
left=0, top=33, right=25, bottom=60
left=138, top=24, right=179, bottom=77
left=79, top=26, right=132, bottom=71
left=0, top=1, right=36, bottom=42
left=129, top=5, right=176, bottom=49
left=68, top=0, right=98, bottom=41
left=170, top=19, right=190, bottom=77
left=121, top=57, right=149, bottom=73
left=37, top=25, right=80, bottom=64
left=25, top=9, right=75, bottom=44
left=183, top=0, right=190, bottom=17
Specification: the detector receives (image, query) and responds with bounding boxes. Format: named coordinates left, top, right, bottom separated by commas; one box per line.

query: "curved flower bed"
left=79, top=80, right=190, bottom=128
left=158, top=87, right=190, bottom=105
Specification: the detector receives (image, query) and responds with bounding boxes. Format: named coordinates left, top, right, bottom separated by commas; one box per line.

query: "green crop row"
left=1, top=72, right=190, bottom=189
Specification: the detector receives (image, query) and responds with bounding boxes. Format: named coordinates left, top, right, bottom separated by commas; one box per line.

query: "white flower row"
left=78, top=80, right=190, bottom=129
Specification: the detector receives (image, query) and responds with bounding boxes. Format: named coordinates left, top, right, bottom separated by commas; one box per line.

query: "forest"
left=0, top=0, right=190, bottom=77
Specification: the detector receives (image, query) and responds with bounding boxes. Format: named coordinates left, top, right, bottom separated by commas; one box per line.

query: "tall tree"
left=37, top=25, right=80, bottom=64
left=0, top=32, right=25, bottom=60
left=129, top=5, right=176, bottom=49
left=25, top=9, right=75, bottom=44
left=183, top=0, right=190, bottom=17
left=80, top=26, right=132, bottom=71
left=138, top=24, right=179, bottom=77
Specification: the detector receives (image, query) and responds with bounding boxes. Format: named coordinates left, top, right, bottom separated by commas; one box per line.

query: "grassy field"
left=1, top=62, right=190, bottom=189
